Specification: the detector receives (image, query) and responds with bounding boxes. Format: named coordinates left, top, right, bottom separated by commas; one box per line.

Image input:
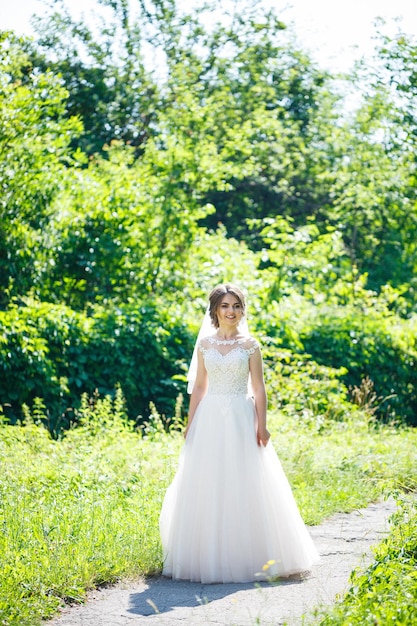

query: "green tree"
left=28, top=0, right=340, bottom=243
left=252, top=217, right=355, bottom=305
left=0, top=31, right=82, bottom=308
left=37, top=136, right=218, bottom=308
left=28, top=0, right=159, bottom=156
left=324, top=30, right=417, bottom=301
left=153, top=3, right=340, bottom=240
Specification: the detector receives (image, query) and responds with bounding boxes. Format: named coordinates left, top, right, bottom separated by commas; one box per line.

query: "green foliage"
left=36, top=140, right=216, bottom=308
left=0, top=299, right=192, bottom=432
left=29, top=0, right=340, bottom=240
left=296, top=304, right=417, bottom=425
left=253, top=217, right=355, bottom=304
left=1, top=1, right=417, bottom=434
left=262, top=341, right=352, bottom=429
left=190, top=17, right=338, bottom=239
left=0, top=403, right=416, bottom=625
left=318, top=496, right=417, bottom=625
left=0, top=31, right=83, bottom=308
left=321, top=28, right=417, bottom=296
left=179, top=226, right=264, bottom=312
left=1, top=8, right=417, bottom=625
left=0, top=396, right=182, bottom=625
left=233, top=217, right=417, bottom=424
left=375, top=28, right=417, bottom=148
left=28, top=1, right=160, bottom=156
left=326, top=91, right=417, bottom=295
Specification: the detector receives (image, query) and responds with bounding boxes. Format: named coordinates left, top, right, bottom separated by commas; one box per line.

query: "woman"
left=159, top=283, right=319, bottom=583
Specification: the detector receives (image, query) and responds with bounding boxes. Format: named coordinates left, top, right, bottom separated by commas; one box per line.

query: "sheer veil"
left=187, top=306, right=250, bottom=394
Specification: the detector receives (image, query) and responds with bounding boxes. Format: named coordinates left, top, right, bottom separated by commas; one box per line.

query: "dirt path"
left=47, top=498, right=396, bottom=626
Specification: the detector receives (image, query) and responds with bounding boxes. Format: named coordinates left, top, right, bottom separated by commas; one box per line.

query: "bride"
left=159, top=283, right=319, bottom=583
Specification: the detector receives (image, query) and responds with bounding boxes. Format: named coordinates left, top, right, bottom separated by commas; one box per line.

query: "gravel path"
left=47, top=498, right=396, bottom=626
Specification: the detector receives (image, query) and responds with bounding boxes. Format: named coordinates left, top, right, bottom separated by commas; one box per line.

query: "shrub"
left=257, top=296, right=417, bottom=425
left=299, top=306, right=417, bottom=425
left=261, top=338, right=354, bottom=429
left=0, top=299, right=192, bottom=432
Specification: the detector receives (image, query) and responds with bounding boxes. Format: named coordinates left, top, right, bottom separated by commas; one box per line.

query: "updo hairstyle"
left=208, top=283, right=246, bottom=329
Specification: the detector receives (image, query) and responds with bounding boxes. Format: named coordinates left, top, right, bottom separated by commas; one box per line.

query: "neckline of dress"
left=207, top=336, right=247, bottom=346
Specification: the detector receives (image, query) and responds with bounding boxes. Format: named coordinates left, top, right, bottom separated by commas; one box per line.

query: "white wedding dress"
left=159, top=336, right=319, bottom=583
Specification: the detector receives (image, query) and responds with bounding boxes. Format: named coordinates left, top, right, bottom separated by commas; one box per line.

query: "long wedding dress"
left=159, top=336, right=319, bottom=583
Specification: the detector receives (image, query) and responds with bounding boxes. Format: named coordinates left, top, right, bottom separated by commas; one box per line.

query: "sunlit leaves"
left=0, top=32, right=83, bottom=307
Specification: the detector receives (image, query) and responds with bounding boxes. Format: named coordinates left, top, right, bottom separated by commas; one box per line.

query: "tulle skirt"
left=159, top=393, right=319, bottom=583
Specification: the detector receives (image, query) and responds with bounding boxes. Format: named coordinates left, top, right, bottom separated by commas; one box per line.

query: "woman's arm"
left=184, top=348, right=208, bottom=438
left=249, top=344, right=270, bottom=446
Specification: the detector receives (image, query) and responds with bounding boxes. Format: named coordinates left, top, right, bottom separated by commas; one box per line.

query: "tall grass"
left=268, top=414, right=416, bottom=524
left=0, top=392, right=416, bottom=625
left=316, top=496, right=417, bottom=625
left=0, top=392, right=181, bottom=625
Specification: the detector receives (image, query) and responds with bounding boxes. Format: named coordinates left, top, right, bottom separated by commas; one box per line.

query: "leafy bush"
left=261, top=339, right=354, bottom=429
left=257, top=295, right=417, bottom=425
left=298, top=306, right=417, bottom=425
left=0, top=299, right=192, bottom=432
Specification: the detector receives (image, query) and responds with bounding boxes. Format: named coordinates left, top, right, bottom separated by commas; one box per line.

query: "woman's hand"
left=257, top=427, right=271, bottom=447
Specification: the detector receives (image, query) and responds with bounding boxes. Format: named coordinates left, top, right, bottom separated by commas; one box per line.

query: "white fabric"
left=186, top=307, right=250, bottom=394
left=160, top=343, right=320, bottom=583
left=186, top=306, right=215, bottom=394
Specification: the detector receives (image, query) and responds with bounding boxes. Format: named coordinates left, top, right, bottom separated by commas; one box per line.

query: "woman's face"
left=216, top=293, right=243, bottom=329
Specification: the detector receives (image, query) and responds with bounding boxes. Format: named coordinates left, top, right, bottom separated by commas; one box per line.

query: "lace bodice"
left=199, top=337, right=259, bottom=396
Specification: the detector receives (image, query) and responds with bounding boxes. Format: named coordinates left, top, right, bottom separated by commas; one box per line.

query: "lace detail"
left=206, top=336, right=249, bottom=346
left=199, top=338, right=259, bottom=396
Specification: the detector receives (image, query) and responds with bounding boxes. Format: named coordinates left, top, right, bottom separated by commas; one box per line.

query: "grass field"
left=0, top=393, right=416, bottom=625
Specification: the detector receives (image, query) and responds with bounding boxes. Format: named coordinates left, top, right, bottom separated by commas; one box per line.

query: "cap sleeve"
left=198, top=338, right=208, bottom=354
left=246, top=338, right=260, bottom=355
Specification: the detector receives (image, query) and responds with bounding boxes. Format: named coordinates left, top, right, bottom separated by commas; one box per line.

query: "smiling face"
left=216, top=293, right=243, bottom=330
left=208, top=284, right=246, bottom=329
